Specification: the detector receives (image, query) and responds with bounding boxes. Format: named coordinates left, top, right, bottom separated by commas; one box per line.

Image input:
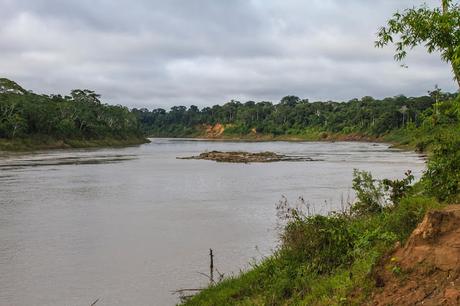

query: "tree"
left=429, top=85, right=443, bottom=116
left=280, top=96, right=300, bottom=107
left=400, top=105, right=408, bottom=126
left=70, top=89, right=101, bottom=104
left=376, top=0, right=460, bottom=88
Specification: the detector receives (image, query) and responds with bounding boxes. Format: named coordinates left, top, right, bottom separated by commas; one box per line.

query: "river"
left=0, top=139, right=425, bottom=305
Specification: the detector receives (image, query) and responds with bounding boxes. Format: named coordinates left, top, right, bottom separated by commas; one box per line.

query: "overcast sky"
left=0, top=0, right=457, bottom=108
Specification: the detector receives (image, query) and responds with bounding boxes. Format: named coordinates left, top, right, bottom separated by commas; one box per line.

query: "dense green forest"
left=0, top=78, right=146, bottom=150
left=2, top=75, right=458, bottom=152
left=133, top=91, right=457, bottom=139
left=5, top=76, right=460, bottom=152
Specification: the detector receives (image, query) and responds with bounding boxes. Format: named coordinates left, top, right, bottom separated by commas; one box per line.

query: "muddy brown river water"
left=0, top=139, right=425, bottom=305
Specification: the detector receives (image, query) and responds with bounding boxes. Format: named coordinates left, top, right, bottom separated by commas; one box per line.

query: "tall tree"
left=376, top=0, right=460, bottom=88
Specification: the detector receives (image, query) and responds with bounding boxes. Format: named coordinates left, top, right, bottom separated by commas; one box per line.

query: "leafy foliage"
left=383, top=170, right=415, bottom=205
left=281, top=214, right=356, bottom=275
left=423, top=129, right=460, bottom=202
left=351, top=170, right=386, bottom=216
left=350, top=169, right=416, bottom=217
left=375, top=0, right=460, bottom=87
left=0, top=79, right=144, bottom=143
left=134, top=93, right=456, bottom=138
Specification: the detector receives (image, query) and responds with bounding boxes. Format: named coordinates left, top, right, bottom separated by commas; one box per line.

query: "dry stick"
left=172, top=248, right=221, bottom=301
left=215, top=268, right=225, bottom=282
left=209, top=248, right=214, bottom=284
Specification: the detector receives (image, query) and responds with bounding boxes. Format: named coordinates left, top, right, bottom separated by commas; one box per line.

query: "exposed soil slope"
left=370, top=205, right=460, bottom=306
left=203, top=123, right=226, bottom=138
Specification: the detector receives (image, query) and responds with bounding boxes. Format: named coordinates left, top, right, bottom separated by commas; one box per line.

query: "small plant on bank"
left=281, top=213, right=356, bottom=275
left=350, top=169, right=416, bottom=217
left=351, top=169, right=385, bottom=216
left=382, top=170, right=415, bottom=205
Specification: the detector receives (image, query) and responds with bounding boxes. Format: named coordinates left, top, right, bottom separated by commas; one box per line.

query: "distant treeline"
left=133, top=91, right=458, bottom=137
left=2, top=77, right=458, bottom=143
left=0, top=79, right=143, bottom=141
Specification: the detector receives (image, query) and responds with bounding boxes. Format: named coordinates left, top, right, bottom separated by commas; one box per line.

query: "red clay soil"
left=203, top=123, right=225, bottom=138
left=370, top=205, right=460, bottom=306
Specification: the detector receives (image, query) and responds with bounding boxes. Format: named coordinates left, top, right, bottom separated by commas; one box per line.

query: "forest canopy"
left=2, top=77, right=458, bottom=146
left=0, top=78, right=143, bottom=142
left=133, top=91, right=458, bottom=138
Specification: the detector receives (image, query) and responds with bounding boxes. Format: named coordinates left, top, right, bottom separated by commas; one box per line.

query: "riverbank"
left=183, top=193, right=445, bottom=305
left=151, top=131, right=418, bottom=152
left=184, top=200, right=460, bottom=305
left=199, top=132, right=384, bottom=143
left=150, top=125, right=387, bottom=144
left=152, top=122, right=458, bottom=154
left=370, top=205, right=460, bottom=305
left=0, top=136, right=150, bottom=151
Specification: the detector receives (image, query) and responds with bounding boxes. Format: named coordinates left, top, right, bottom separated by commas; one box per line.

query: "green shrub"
left=423, top=131, right=460, bottom=202
left=351, top=170, right=385, bottom=216
left=382, top=170, right=414, bottom=205
left=222, top=124, right=251, bottom=135
left=281, top=214, right=355, bottom=275
left=382, top=196, right=441, bottom=241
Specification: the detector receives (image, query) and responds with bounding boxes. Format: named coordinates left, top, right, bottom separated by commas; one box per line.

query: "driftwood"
left=172, top=248, right=224, bottom=303
left=177, top=151, right=318, bottom=163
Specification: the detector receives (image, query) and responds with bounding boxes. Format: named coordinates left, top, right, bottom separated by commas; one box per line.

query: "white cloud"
left=0, top=0, right=456, bottom=109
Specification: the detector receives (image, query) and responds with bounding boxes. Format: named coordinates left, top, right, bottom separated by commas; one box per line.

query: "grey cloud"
left=0, top=0, right=457, bottom=109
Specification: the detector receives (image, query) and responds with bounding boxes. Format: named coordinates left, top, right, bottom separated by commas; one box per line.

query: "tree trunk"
left=442, top=0, right=449, bottom=13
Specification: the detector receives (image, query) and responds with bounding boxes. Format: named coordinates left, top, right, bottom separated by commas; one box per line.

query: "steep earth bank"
left=370, top=205, right=460, bottom=306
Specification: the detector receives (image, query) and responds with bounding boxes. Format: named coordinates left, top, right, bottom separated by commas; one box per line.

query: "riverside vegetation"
left=182, top=1, right=460, bottom=304
left=2, top=77, right=456, bottom=152
left=133, top=90, right=457, bottom=144
left=0, top=78, right=148, bottom=151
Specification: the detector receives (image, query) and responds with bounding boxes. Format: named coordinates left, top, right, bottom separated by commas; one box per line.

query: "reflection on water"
left=0, top=139, right=425, bottom=305
left=0, top=153, right=136, bottom=170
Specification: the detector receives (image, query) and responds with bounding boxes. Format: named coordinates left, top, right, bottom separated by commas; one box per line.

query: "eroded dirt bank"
left=370, top=205, right=460, bottom=306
